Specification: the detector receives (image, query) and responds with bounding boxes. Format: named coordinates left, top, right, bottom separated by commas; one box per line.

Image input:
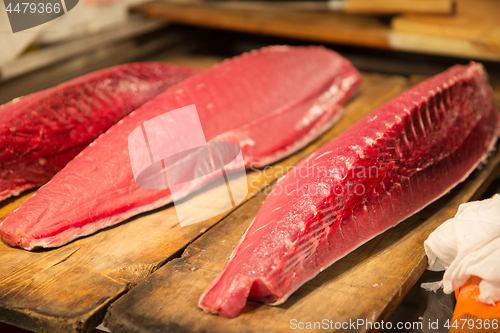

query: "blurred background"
left=1, top=0, right=500, bottom=103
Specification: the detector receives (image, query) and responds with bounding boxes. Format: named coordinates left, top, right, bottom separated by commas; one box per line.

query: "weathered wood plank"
left=103, top=112, right=500, bottom=333
left=390, top=0, right=500, bottom=61
left=133, top=0, right=500, bottom=61
left=0, top=72, right=408, bottom=333
left=0, top=17, right=167, bottom=82
left=344, top=0, right=455, bottom=14
left=132, top=1, right=391, bottom=49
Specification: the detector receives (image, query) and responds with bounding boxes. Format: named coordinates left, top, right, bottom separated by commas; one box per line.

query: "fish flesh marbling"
left=199, top=62, right=500, bottom=318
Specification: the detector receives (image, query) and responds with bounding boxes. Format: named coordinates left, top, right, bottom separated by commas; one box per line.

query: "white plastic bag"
left=424, top=194, right=500, bottom=305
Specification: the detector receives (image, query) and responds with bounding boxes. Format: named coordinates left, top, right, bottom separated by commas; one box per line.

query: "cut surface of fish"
left=198, top=62, right=500, bottom=318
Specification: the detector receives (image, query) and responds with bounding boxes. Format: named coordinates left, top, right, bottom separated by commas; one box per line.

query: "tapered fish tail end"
left=198, top=273, right=254, bottom=318
left=199, top=270, right=279, bottom=318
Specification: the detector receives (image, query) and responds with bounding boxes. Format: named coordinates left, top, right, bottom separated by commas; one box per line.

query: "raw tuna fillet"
left=0, top=46, right=361, bottom=250
left=198, top=62, right=500, bottom=318
left=0, top=63, right=200, bottom=202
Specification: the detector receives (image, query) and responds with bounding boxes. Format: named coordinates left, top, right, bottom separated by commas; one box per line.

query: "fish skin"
left=198, top=62, right=500, bottom=318
left=0, top=63, right=200, bottom=202
left=0, top=46, right=361, bottom=250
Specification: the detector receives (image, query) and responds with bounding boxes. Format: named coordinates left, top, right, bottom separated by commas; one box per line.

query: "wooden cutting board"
left=0, top=67, right=416, bottom=332
left=132, top=0, right=500, bottom=61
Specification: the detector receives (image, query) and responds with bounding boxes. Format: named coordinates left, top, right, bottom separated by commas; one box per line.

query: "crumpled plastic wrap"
left=424, top=194, right=500, bottom=305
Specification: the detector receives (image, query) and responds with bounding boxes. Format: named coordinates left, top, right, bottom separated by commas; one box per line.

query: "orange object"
left=450, top=276, right=500, bottom=333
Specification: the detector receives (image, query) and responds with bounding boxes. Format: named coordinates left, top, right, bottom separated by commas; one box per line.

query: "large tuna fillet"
left=0, top=63, right=200, bottom=202
left=0, top=46, right=361, bottom=250
left=198, top=62, right=500, bottom=318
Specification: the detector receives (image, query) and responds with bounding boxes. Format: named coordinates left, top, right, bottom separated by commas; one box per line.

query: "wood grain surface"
left=0, top=71, right=410, bottom=332
left=344, top=0, right=455, bottom=14
left=133, top=0, right=500, bottom=61
left=132, top=1, right=391, bottom=49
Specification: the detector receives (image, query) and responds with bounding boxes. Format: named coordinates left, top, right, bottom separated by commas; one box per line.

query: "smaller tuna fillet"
left=199, top=62, right=500, bottom=318
left=0, top=63, right=200, bottom=201
left=0, top=46, right=361, bottom=250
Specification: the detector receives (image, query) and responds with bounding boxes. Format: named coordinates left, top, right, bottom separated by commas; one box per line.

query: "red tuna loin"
left=0, top=46, right=361, bottom=250
left=0, top=63, right=200, bottom=201
left=198, top=62, right=500, bottom=318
